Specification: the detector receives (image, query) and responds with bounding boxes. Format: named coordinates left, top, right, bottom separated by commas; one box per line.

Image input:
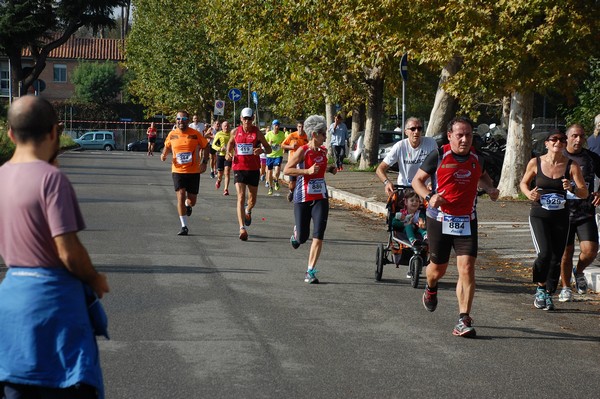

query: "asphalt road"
left=2, top=151, right=600, bottom=398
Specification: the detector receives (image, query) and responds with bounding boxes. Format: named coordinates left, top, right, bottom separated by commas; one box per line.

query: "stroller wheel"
left=375, top=243, right=384, bottom=281
left=409, top=255, right=423, bottom=288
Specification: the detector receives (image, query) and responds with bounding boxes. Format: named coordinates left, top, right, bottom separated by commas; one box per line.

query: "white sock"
left=180, top=216, right=187, bottom=227
left=308, top=265, right=315, bottom=271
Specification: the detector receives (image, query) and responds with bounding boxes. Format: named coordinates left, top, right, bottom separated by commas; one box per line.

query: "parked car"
left=127, top=137, right=165, bottom=152
left=74, top=131, right=117, bottom=151
left=348, top=130, right=403, bottom=164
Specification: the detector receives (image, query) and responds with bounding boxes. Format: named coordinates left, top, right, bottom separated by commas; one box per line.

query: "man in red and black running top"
left=161, top=110, right=209, bottom=236
left=225, top=107, right=271, bottom=241
left=412, top=116, right=499, bottom=338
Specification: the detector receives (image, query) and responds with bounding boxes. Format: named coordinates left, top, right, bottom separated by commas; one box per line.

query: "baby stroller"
left=375, top=185, right=429, bottom=288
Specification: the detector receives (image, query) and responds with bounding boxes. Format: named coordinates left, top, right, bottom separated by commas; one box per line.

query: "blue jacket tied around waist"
left=0, top=267, right=106, bottom=398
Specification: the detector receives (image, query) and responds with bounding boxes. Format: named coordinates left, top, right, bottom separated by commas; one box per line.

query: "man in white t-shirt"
left=376, top=117, right=437, bottom=196
left=189, top=114, right=205, bottom=133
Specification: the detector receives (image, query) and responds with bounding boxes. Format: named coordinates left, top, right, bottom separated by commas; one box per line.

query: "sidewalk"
left=323, top=169, right=600, bottom=293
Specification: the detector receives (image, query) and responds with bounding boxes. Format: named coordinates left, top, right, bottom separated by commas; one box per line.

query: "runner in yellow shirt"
left=265, top=120, right=287, bottom=195
left=212, top=121, right=232, bottom=196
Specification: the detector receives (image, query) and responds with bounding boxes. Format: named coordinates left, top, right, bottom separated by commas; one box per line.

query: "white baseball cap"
left=241, top=108, right=254, bottom=118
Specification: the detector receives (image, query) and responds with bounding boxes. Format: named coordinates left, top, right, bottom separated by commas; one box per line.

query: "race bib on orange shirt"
left=176, top=152, right=193, bottom=165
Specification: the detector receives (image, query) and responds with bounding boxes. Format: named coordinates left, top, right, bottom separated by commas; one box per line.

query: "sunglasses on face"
left=243, top=117, right=253, bottom=120
left=407, top=126, right=423, bottom=132
left=176, top=117, right=189, bottom=121
left=547, top=137, right=566, bottom=143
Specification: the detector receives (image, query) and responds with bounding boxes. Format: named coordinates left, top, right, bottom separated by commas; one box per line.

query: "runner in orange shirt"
left=161, top=110, right=209, bottom=236
left=281, top=121, right=309, bottom=202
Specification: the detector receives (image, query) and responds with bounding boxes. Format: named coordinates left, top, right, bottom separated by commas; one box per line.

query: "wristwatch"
left=383, top=179, right=389, bottom=185
left=425, top=193, right=432, bottom=201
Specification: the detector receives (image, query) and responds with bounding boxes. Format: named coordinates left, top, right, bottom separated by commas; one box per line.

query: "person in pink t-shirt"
left=0, top=95, right=109, bottom=398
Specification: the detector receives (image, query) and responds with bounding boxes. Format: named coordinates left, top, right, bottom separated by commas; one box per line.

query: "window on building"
left=53, top=64, right=67, bottom=82
left=1, top=64, right=9, bottom=97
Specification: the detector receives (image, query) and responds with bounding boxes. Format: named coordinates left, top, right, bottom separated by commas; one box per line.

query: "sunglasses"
left=407, top=126, right=423, bottom=132
left=243, top=117, right=253, bottom=120
left=176, top=117, right=189, bottom=121
left=547, top=137, right=566, bottom=143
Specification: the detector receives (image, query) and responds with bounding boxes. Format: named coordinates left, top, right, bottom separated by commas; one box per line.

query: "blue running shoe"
left=290, top=235, right=300, bottom=249
left=573, top=267, right=588, bottom=294
left=534, top=287, right=546, bottom=309
left=304, top=269, right=319, bottom=284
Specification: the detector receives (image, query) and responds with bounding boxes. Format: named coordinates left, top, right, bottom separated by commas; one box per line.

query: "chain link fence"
left=61, top=120, right=174, bottom=150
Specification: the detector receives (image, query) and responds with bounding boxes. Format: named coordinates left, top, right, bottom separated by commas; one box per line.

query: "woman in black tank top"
left=520, top=131, right=588, bottom=311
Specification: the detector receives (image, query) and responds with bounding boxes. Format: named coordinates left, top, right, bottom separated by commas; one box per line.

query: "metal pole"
left=401, top=80, right=406, bottom=140
left=8, top=58, right=12, bottom=106
left=254, top=103, right=260, bottom=130
left=395, top=97, right=399, bottom=129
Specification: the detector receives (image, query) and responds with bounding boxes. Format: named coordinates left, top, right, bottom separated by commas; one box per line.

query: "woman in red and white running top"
left=283, top=115, right=337, bottom=284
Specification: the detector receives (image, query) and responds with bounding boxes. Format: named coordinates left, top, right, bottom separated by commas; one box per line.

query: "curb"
left=327, top=185, right=387, bottom=216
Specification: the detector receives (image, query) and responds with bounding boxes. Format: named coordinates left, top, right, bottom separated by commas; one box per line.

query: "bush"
left=0, top=127, right=77, bottom=165
left=0, top=119, right=14, bottom=165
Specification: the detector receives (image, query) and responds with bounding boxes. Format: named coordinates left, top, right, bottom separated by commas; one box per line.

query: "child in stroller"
left=391, top=190, right=427, bottom=246
left=377, top=185, right=428, bottom=286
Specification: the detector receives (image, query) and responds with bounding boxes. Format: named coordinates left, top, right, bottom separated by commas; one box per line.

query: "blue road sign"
left=400, top=53, right=408, bottom=81
left=228, top=88, right=242, bottom=102
left=252, top=91, right=258, bottom=105
left=33, top=79, right=46, bottom=92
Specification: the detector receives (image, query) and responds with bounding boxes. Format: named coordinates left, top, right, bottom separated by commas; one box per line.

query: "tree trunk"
left=351, top=103, right=365, bottom=144
left=501, top=95, right=510, bottom=129
left=359, top=67, right=384, bottom=169
left=425, top=56, right=462, bottom=137
left=497, top=91, right=534, bottom=197
left=325, top=101, right=336, bottom=149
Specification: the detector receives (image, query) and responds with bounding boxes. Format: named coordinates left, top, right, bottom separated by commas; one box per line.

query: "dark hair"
left=566, top=124, right=584, bottom=135
left=8, top=96, right=58, bottom=143
left=447, top=116, right=474, bottom=132
left=544, top=128, right=566, bottom=141
left=176, top=110, right=189, bottom=118
left=404, top=190, right=419, bottom=200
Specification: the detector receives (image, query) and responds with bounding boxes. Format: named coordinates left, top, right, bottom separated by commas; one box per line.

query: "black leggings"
left=294, top=199, right=329, bottom=243
left=528, top=212, right=570, bottom=293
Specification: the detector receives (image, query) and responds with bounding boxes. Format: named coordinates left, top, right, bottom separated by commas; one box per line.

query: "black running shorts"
left=216, top=155, right=232, bottom=171
left=426, top=216, right=478, bottom=264
left=567, top=217, right=599, bottom=245
left=172, top=173, right=200, bottom=194
left=234, top=170, right=260, bottom=187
